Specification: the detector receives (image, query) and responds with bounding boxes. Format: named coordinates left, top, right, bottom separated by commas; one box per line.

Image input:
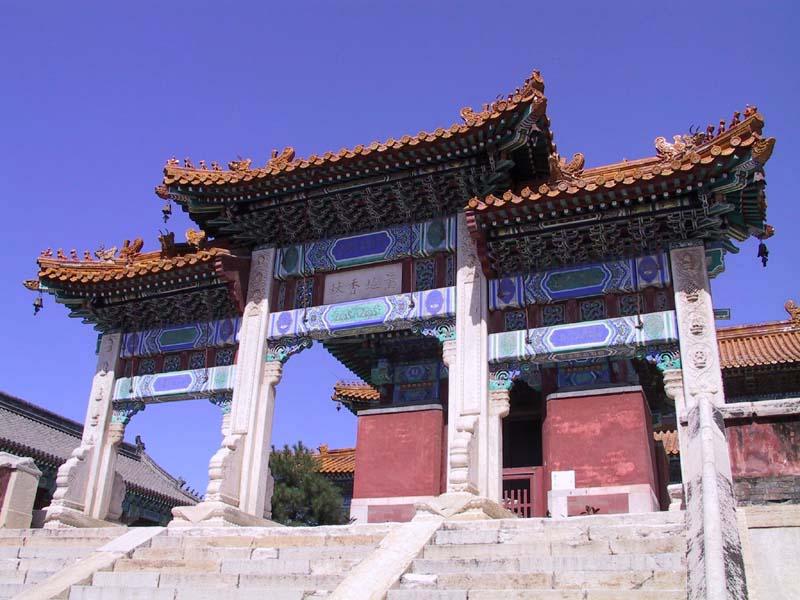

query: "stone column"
left=447, top=213, right=489, bottom=495
left=44, top=332, right=124, bottom=528
left=670, top=243, right=747, bottom=599
left=175, top=248, right=278, bottom=527
left=487, top=388, right=510, bottom=503
left=441, top=340, right=459, bottom=488
left=661, top=368, right=691, bottom=486
left=0, top=453, right=42, bottom=528
left=239, top=360, right=282, bottom=517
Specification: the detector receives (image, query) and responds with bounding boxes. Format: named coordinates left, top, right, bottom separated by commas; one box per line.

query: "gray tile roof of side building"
left=0, top=391, right=199, bottom=506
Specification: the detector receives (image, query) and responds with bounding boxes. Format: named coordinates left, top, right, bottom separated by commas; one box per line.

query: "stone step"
left=388, top=590, right=687, bottom=600
left=396, top=569, right=685, bottom=591
left=69, top=586, right=176, bottom=600
left=152, top=532, right=386, bottom=550
left=133, top=542, right=375, bottom=562
left=71, top=586, right=328, bottom=600
left=423, top=537, right=683, bottom=560
left=0, top=584, right=26, bottom=599
left=90, top=568, right=342, bottom=590
left=410, top=552, right=684, bottom=575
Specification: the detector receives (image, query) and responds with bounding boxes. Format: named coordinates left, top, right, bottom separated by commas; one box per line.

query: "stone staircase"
left=0, top=527, right=123, bottom=599
left=67, top=522, right=394, bottom=599
left=389, top=511, right=687, bottom=600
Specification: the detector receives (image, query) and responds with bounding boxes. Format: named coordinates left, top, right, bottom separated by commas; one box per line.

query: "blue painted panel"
left=274, top=217, right=456, bottom=279
left=121, top=318, right=240, bottom=358
left=113, top=365, right=236, bottom=403
left=267, top=287, right=455, bottom=340
left=488, top=310, right=678, bottom=364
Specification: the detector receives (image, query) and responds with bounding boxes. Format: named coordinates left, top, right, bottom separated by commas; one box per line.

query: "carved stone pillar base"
left=414, top=492, right=515, bottom=521
left=169, top=501, right=282, bottom=528
left=43, top=505, right=123, bottom=529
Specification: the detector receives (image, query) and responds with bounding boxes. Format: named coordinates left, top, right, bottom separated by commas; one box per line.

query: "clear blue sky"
left=1, top=2, right=797, bottom=494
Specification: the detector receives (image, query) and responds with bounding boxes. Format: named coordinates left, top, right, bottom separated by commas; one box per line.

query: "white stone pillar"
left=239, top=361, right=282, bottom=517
left=45, top=332, right=123, bottom=528
left=661, top=369, right=691, bottom=487
left=487, top=388, right=510, bottom=503
left=87, top=421, right=126, bottom=521
left=0, top=453, right=42, bottom=528
left=670, top=243, right=747, bottom=599
left=177, top=247, right=278, bottom=526
left=448, top=213, right=489, bottom=494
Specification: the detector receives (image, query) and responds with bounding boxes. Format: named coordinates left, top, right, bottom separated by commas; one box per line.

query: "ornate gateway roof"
left=26, top=231, right=250, bottom=332
left=466, top=108, right=776, bottom=275
left=156, top=71, right=554, bottom=246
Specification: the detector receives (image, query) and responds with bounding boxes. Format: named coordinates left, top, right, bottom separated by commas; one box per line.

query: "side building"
left=0, top=392, right=200, bottom=526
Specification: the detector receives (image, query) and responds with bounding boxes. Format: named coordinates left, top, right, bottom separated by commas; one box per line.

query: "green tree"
left=269, top=441, right=348, bottom=526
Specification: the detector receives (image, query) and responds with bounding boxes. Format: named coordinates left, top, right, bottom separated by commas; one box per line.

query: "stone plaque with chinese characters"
left=323, top=263, right=403, bottom=304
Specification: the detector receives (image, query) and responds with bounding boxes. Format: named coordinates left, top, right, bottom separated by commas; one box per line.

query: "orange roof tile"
left=332, top=381, right=381, bottom=403
left=161, top=71, right=547, bottom=188
left=468, top=111, right=775, bottom=212
left=717, top=304, right=800, bottom=369
left=653, top=430, right=680, bottom=455
left=313, top=444, right=355, bottom=475
left=34, top=243, right=233, bottom=288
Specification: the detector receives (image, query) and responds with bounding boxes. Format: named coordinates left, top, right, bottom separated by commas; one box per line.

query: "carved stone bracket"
left=111, top=400, right=145, bottom=425
left=412, top=317, right=456, bottom=343
left=265, top=336, right=312, bottom=363
left=489, top=361, right=541, bottom=390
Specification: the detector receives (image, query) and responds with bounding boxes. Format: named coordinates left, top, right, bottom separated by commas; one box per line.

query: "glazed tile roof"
left=161, top=71, right=547, bottom=188
left=717, top=306, right=800, bottom=369
left=313, top=444, right=356, bottom=475
left=35, top=245, right=232, bottom=288
left=332, top=381, right=381, bottom=403
left=0, top=391, right=199, bottom=506
left=653, top=430, right=680, bottom=456
left=468, top=111, right=775, bottom=213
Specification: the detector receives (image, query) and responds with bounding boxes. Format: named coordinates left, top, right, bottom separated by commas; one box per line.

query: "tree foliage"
left=269, top=441, right=348, bottom=527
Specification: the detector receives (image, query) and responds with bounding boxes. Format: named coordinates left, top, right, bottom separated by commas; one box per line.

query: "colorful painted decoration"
left=121, top=318, right=241, bottom=358
left=267, top=286, right=455, bottom=340
left=488, top=310, right=678, bottom=364
left=274, top=217, right=456, bottom=279
left=705, top=243, right=726, bottom=279
left=489, top=361, right=541, bottom=390
left=489, top=254, right=671, bottom=310
left=113, top=365, right=236, bottom=403
left=557, top=359, right=612, bottom=388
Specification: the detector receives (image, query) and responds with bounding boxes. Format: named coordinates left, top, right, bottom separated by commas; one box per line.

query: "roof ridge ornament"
left=785, top=300, right=800, bottom=324
left=228, top=156, right=252, bottom=171
left=267, top=147, right=296, bottom=171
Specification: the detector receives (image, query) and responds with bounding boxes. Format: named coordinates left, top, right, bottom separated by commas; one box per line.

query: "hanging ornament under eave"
left=162, top=199, right=172, bottom=223
left=33, top=293, right=43, bottom=315
left=757, top=238, right=769, bottom=267
left=336, top=402, right=342, bottom=412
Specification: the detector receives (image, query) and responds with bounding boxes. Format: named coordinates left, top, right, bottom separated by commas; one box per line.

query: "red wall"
left=727, top=417, right=800, bottom=478
left=353, top=408, right=443, bottom=499
left=543, top=388, right=657, bottom=492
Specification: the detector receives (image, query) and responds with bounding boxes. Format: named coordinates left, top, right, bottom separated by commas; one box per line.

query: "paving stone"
left=431, top=572, right=553, bottom=590
left=0, top=570, right=26, bottom=584
left=434, top=529, right=499, bottom=546
left=468, top=591, right=584, bottom=600
left=69, top=585, right=175, bottom=600
left=0, top=548, right=19, bottom=559
left=388, top=590, right=467, bottom=600
left=0, top=582, right=26, bottom=597
left=585, top=590, right=686, bottom=600
left=220, top=558, right=310, bottom=576
left=553, top=569, right=685, bottom=590
left=174, top=588, right=302, bottom=600
left=92, top=570, right=160, bottom=588
left=114, top=558, right=218, bottom=573
left=157, top=572, right=238, bottom=588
